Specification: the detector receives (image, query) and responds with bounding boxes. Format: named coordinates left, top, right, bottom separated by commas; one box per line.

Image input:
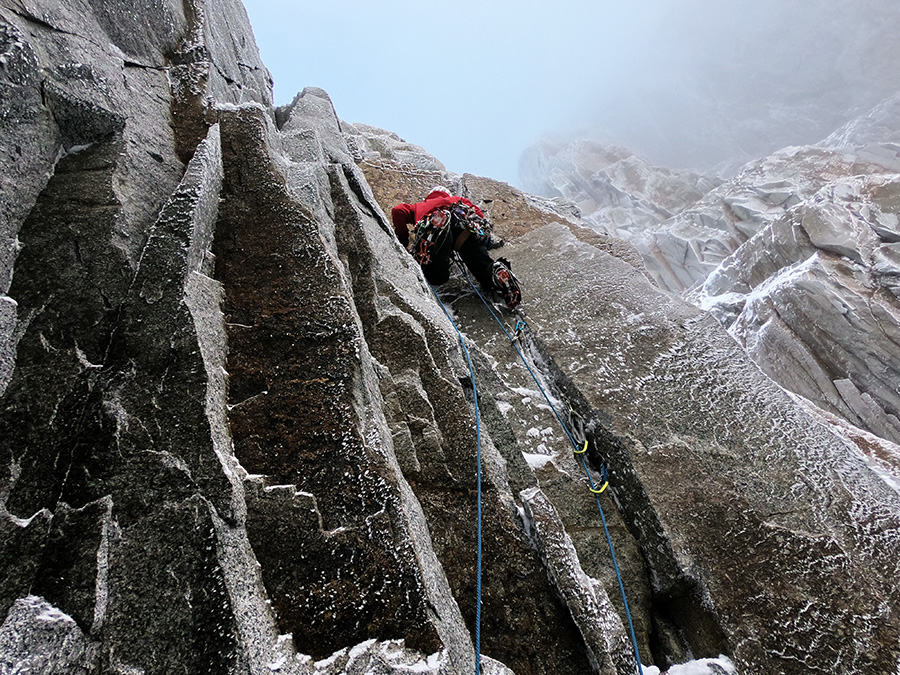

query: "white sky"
left=241, top=0, right=900, bottom=186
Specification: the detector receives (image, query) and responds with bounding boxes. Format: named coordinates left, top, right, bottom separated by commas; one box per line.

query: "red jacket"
left=391, top=190, right=484, bottom=248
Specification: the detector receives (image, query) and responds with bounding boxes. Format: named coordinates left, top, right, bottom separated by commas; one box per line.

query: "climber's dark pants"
left=421, top=224, right=494, bottom=289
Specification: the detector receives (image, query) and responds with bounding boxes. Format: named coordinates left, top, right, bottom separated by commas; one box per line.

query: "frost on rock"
left=644, top=655, right=738, bottom=675
left=521, top=91, right=900, bottom=450
left=692, top=170, right=900, bottom=445
left=3, top=0, right=900, bottom=672
left=313, top=641, right=453, bottom=675
left=520, top=487, right=635, bottom=675
left=506, top=220, right=900, bottom=674
left=0, top=596, right=87, bottom=674
left=342, top=121, right=447, bottom=173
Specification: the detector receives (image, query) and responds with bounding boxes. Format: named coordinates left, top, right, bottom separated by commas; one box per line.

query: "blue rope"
left=427, top=282, right=483, bottom=675
left=455, top=263, right=645, bottom=675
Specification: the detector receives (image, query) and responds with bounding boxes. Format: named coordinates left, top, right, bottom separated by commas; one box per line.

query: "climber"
left=391, top=186, right=521, bottom=309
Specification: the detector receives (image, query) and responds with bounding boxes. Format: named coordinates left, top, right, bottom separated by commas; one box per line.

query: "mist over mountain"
left=562, top=0, right=900, bottom=175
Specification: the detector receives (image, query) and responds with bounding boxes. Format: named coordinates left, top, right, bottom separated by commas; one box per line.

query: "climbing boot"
left=491, top=257, right=521, bottom=309
left=485, top=234, right=505, bottom=250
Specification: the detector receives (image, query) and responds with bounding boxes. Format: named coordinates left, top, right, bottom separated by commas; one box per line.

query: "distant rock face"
left=694, top=168, right=900, bottom=445
left=522, top=96, right=900, bottom=448
left=821, top=92, right=900, bottom=155
left=578, top=0, right=900, bottom=173
left=519, top=139, right=721, bottom=242
left=518, top=139, right=723, bottom=294
left=682, top=97, right=900, bottom=446
left=2, top=1, right=900, bottom=675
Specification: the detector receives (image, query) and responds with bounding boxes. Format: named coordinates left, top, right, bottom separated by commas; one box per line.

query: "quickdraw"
left=410, top=208, right=452, bottom=265
left=567, top=405, right=607, bottom=489
left=589, top=462, right=610, bottom=494
left=513, top=319, right=527, bottom=343
left=567, top=403, right=588, bottom=452
left=451, top=260, right=646, bottom=675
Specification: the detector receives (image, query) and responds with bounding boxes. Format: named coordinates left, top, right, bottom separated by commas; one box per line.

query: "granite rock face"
left=521, top=96, right=900, bottom=448
left=504, top=222, right=900, bottom=674
left=684, top=96, right=900, bottom=446
left=693, top=168, right=900, bottom=445
left=357, top=130, right=900, bottom=674
left=2, top=2, right=900, bottom=675
left=0, top=596, right=88, bottom=674
left=0, top=0, right=271, bottom=671
left=0, top=0, right=633, bottom=671
left=343, top=121, right=447, bottom=173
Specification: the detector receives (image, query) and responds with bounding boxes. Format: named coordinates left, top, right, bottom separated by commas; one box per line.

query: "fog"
left=582, top=0, right=900, bottom=174
left=243, top=0, right=900, bottom=184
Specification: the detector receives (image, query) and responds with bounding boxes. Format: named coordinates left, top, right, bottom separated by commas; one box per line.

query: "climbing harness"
left=411, top=208, right=453, bottom=265
left=426, top=281, right=484, bottom=675
left=452, top=259, right=645, bottom=675
left=411, top=203, right=496, bottom=269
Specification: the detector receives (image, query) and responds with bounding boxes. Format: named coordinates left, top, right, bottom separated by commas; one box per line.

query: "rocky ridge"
left=1, top=2, right=899, bottom=675
left=521, top=94, right=900, bottom=448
